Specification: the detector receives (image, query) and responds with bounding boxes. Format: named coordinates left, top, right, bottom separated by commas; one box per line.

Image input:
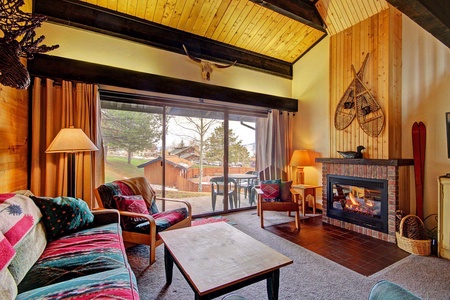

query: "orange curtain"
left=255, top=110, right=293, bottom=176
left=30, top=78, right=104, bottom=208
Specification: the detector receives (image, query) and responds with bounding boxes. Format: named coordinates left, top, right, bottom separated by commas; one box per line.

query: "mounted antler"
left=0, top=0, right=59, bottom=89
left=183, top=45, right=236, bottom=81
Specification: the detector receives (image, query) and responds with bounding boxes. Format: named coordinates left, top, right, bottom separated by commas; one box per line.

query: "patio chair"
left=94, top=176, right=192, bottom=265
left=237, top=171, right=259, bottom=202
left=210, top=176, right=238, bottom=211
left=255, top=166, right=300, bottom=230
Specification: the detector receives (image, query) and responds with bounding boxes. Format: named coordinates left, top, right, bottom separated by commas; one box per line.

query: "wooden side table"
left=291, top=184, right=321, bottom=215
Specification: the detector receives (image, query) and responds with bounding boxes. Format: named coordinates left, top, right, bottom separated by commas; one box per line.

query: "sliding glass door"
left=100, top=96, right=260, bottom=217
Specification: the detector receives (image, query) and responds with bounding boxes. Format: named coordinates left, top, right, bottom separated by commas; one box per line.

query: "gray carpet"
left=126, top=210, right=450, bottom=300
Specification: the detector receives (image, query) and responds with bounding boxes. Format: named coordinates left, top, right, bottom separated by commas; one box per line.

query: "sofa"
left=0, top=192, right=139, bottom=300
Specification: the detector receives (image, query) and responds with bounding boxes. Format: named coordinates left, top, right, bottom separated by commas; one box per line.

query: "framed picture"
left=447, top=112, right=450, bottom=158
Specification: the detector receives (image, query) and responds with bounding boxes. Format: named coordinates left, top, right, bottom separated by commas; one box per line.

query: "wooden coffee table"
left=159, top=222, right=293, bottom=300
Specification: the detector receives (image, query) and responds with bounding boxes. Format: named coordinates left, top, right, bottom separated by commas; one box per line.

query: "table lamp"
left=46, top=126, right=99, bottom=197
left=290, top=149, right=312, bottom=185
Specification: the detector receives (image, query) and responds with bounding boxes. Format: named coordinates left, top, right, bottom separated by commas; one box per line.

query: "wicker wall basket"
left=396, top=214, right=431, bottom=256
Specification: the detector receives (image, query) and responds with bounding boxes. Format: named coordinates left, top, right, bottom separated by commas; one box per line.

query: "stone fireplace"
left=316, top=158, right=414, bottom=243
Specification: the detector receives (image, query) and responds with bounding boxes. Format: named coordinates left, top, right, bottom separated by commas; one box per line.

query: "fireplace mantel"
left=316, top=158, right=414, bottom=166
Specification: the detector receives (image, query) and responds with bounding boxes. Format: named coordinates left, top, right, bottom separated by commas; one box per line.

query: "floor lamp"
left=290, top=149, right=312, bottom=185
left=46, top=126, right=99, bottom=198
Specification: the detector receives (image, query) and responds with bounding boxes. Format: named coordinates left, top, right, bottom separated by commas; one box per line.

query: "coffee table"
left=159, top=222, right=293, bottom=300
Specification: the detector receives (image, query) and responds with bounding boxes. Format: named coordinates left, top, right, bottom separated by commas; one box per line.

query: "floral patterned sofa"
left=0, top=192, right=139, bottom=300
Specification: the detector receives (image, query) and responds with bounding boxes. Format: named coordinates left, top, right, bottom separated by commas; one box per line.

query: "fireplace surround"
left=316, top=158, right=414, bottom=243
left=327, top=175, right=388, bottom=233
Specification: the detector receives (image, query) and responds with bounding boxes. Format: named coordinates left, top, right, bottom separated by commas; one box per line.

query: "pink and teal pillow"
left=113, top=194, right=152, bottom=230
left=31, top=196, right=94, bottom=241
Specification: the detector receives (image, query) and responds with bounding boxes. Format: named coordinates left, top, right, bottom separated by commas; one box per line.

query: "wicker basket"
left=396, top=214, right=431, bottom=256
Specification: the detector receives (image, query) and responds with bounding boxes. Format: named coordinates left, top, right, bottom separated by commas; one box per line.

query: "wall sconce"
left=46, top=126, right=98, bottom=197
left=290, top=149, right=312, bottom=185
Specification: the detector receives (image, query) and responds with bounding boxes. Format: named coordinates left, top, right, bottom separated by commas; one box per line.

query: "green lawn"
left=104, top=156, right=147, bottom=182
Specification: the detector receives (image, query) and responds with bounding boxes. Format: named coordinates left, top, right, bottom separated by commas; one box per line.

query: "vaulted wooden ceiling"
left=34, top=0, right=449, bottom=79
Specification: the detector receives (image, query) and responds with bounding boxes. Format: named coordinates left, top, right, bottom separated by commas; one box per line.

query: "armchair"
left=94, top=177, right=192, bottom=265
left=255, top=166, right=300, bottom=230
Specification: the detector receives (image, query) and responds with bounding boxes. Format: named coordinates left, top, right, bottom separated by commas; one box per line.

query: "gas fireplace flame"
left=349, top=193, right=360, bottom=206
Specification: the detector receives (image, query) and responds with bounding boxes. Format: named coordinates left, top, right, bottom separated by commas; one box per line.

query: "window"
left=100, top=90, right=265, bottom=216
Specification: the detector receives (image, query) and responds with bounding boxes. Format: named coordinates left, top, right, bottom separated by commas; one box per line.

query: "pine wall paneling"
left=329, top=7, right=401, bottom=159
left=0, top=80, right=29, bottom=192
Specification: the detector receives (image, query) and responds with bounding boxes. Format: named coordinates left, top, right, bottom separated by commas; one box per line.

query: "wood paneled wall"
left=0, top=82, right=29, bottom=192
left=329, top=6, right=402, bottom=159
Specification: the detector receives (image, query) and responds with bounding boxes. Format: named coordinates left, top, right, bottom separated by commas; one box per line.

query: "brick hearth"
left=316, top=158, right=414, bottom=243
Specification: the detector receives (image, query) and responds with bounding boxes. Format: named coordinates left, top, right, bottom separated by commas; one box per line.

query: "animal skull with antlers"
left=0, top=0, right=59, bottom=89
left=183, top=45, right=237, bottom=81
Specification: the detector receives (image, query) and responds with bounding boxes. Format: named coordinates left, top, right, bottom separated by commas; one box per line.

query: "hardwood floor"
left=265, top=214, right=410, bottom=276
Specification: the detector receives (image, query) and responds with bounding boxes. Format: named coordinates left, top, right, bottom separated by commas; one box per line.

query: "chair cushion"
left=129, top=207, right=189, bottom=234
left=280, top=181, right=293, bottom=201
left=260, top=179, right=281, bottom=202
left=31, top=196, right=94, bottom=241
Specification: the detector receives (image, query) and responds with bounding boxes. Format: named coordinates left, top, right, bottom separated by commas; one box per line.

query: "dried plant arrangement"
left=0, top=0, right=59, bottom=89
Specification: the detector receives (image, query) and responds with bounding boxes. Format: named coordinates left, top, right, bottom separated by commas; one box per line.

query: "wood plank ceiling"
left=34, top=0, right=449, bottom=78
left=79, top=0, right=325, bottom=64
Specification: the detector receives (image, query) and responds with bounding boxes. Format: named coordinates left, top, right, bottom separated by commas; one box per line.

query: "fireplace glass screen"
left=327, top=175, right=388, bottom=233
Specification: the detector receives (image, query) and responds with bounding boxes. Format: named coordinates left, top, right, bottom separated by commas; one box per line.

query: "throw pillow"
left=31, top=196, right=94, bottom=241
left=113, top=195, right=149, bottom=230
left=113, top=194, right=148, bottom=218
left=260, top=179, right=281, bottom=202
left=280, top=180, right=293, bottom=201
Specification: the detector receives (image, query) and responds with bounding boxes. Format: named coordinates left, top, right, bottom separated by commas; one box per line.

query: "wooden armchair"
left=255, top=166, right=300, bottom=230
left=94, top=177, right=192, bottom=265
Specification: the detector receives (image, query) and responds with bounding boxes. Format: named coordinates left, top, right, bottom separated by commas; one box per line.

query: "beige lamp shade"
left=290, top=149, right=312, bottom=167
left=46, top=127, right=99, bottom=153
left=290, top=149, right=312, bottom=185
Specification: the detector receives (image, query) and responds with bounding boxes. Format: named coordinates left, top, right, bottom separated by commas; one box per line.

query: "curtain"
left=255, top=109, right=293, bottom=177
left=30, top=78, right=104, bottom=208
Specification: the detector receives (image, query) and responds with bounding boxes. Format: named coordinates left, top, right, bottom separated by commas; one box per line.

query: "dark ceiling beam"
left=28, top=54, right=298, bottom=112
left=33, top=0, right=293, bottom=79
left=250, top=0, right=326, bottom=32
left=386, top=0, right=450, bottom=48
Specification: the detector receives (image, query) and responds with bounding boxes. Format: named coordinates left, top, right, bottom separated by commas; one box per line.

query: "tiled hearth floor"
left=265, top=214, right=410, bottom=276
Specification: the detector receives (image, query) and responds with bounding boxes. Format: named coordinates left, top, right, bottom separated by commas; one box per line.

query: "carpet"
left=127, top=210, right=450, bottom=300
left=191, top=216, right=231, bottom=226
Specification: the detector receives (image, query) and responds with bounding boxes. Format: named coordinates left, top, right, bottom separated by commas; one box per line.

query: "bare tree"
left=170, top=117, right=219, bottom=192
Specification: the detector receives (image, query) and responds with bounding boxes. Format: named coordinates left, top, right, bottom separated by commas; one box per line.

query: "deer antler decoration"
left=0, top=0, right=59, bottom=89
left=183, top=45, right=236, bottom=81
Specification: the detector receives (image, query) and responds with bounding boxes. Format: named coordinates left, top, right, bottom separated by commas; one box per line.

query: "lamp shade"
left=290, top=149, right=312, bottom=167
left=46, top=127, right=99, bottom=153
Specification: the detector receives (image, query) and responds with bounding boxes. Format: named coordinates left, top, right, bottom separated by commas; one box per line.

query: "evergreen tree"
left=101, top=109, right=162, bottom=164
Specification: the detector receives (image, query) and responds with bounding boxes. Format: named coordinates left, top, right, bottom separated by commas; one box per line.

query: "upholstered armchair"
left=94, top=176, right=192, bottom=265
